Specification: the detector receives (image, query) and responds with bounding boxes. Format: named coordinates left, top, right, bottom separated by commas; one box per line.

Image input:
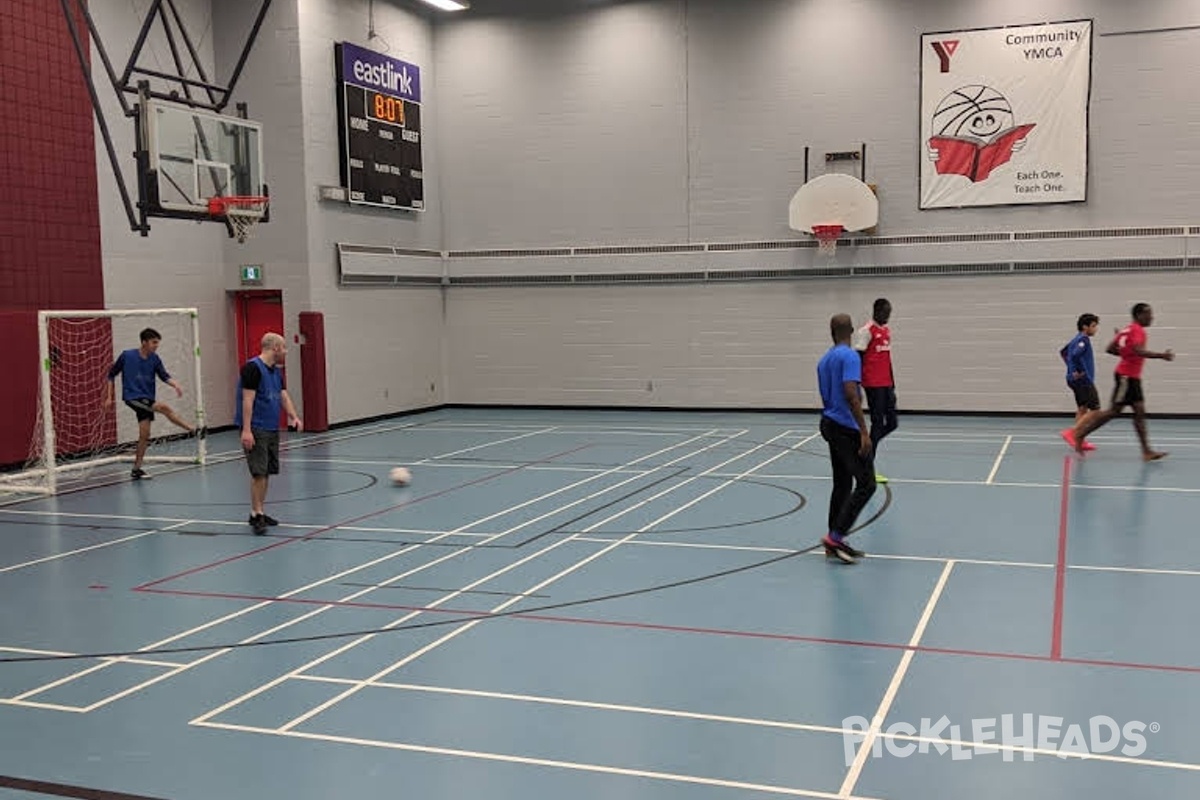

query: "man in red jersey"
left=1073, top=303, right=1173, bottom=460
left=852, top=298, right=897, bottom=483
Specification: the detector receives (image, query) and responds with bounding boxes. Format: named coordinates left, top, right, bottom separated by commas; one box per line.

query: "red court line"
left=131, top=444, right=591, bottom=592
left=1051, top=454, right=1072, bottom=660
left=138, top=584, right=1200, bottom=676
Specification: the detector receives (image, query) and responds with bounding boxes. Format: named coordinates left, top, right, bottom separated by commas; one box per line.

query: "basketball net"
left=813, top=224, right=843, bottom=256
left=208, top=196, right=269, bottom=243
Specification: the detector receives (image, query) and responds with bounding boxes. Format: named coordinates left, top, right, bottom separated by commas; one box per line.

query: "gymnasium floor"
left=0, top=407, right=1197, bottom=799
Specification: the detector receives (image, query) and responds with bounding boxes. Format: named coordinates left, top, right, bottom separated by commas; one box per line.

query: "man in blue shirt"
left=817, top=314, right=876, bottom=564
left=236, top=332, right=302, bottom=534
left=104, top=327, right=195, bottom=479
left=1059, top=313, right=1100, bottom=452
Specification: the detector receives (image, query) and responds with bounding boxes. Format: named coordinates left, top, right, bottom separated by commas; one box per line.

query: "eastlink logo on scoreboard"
left=340, top=41, right=421, bottom=103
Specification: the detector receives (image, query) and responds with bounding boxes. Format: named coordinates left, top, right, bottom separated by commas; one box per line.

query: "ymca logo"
left=930, top=40, right=959, bottom=72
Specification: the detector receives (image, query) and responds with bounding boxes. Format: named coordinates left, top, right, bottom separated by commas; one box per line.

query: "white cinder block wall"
left=298, top=0, right=445, bottom=423
left=436, top=0, right=1200, bottom=414
left=95, top=0, right=1200, bottom=424
left=95, top=0, right=447, bottom=427
left=90, top=0, right=233, bottom=426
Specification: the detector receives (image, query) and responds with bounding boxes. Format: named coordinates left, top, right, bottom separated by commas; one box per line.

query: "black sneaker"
left=822, top=535, right=861, bottom=563
left=840, top=540, right=865, bottom=559
left=131, top=468, right=149, bottom=480
left=249, top=513, right=279, bottom=527
left=250, top=514, right=267, bottom=535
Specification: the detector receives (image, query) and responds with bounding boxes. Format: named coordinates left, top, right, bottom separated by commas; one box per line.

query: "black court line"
left=140, top=467, right=380, bottom=506
left=0, top=485, right=890, bottom=664
left=178, top=530, right=483, bottom=548
left=0, top=775, right=169, bottom=800
left=340, top=582, right=550, bottom=598
left=508, top=465, right=692, bottom=548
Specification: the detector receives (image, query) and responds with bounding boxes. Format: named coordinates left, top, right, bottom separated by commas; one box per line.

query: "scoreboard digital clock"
left=334, top=42, right=424, bottom=211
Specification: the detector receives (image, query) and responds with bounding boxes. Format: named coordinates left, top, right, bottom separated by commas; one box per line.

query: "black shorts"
left=244, top=429, right=280, bottom=477
left=125, top=398, right=155, bottom=422
left=1068, top=380, right=1100, bottom=411
left=1111, top=375, right=1144, bottom=408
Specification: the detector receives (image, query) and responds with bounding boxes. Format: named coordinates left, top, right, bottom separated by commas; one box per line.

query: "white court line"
left=838, top=560, right=954, bottom=798
left=271, top=430, right=809, bottom=733
left=291, top=457, right=655, bottom=475
left=570, top=537, right=1200, bottom=578
left=698, top=472, right=1200, bottom=494
left=188, top=428, right=755, bottom=727
left=194, top=720, right=878, bottom=799
left=0, top=520, right=190, bottom=574
left=5, top=462, right=1199, bottom=539
left=0, top=510, right=501, bottom=539
left=291, top=675, right=848, bottom=736
left=986, top=435, right=1013, bottom=484
left=74, top=430, right=736, bottom=714
left=0, top=698, right=87, bottom=713
left=418, top=422, right=754, bottom=434
left=77, top=430, right=733, bottom=711
left=877, top=730, right=1200, bottom=773
left=419, top=426, right=705, bottom=439
left=0, top=418, right=436, bottom=507
left=284, top=675, right=1200, bottom=775
left=412, top=426, right=559, bottom=463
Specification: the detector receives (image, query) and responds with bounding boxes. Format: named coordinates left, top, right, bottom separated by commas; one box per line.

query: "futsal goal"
left=0, top=308, right=207, bottom=496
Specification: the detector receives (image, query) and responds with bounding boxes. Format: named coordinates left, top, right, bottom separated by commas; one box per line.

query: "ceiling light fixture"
left=417, top=0, right=469, bottom=11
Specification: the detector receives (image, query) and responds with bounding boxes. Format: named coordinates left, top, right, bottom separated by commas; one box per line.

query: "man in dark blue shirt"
left=236, top=332, right=302, bottom=534
left=104, top=327, right=195, bottom=479
left=817, top=314, right=876, bottom=564
left=1059, top=313, right=1100, bottom=452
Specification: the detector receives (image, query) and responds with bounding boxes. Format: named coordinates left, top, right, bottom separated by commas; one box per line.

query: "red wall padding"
left=0, top=311, right=40, bottom=467
left=299, top=312, right=329, bottom=433
left=0, top=0, right=105, bottom=464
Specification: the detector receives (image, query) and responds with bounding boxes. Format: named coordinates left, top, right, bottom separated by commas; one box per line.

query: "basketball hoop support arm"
left=59, top=0, right=143, bottom=235
left=57, top=0, right=273, bottom=235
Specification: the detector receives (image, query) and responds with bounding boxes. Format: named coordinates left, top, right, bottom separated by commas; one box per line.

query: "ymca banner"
left=919, top=20, right=1092, bottom=209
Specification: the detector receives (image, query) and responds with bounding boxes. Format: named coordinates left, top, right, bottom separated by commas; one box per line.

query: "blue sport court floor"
left=0, top=407, right=1198, bottom=799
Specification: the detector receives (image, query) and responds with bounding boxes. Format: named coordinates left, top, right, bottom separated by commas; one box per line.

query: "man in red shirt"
left=1072, top=303, right=1173, bottom=460
left=852, top=298, right=897, bottom=482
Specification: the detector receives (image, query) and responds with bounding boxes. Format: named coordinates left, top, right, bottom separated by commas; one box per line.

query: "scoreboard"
left=335, top=42, right=424, bottom=211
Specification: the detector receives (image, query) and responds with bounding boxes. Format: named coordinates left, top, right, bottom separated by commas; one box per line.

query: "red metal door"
left=234, top=291, right=287, bottom=429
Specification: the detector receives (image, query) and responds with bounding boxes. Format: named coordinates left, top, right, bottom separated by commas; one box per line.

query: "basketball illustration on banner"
left=919, top=19, right=1092, bottom=209
left=927, top=85, right=1036, bottom=183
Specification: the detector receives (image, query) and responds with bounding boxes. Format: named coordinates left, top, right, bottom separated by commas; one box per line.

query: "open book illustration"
left=928, top=123, right=1036, bottom=183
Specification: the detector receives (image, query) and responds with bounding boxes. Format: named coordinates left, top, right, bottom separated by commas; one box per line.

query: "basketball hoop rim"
left=811, top=223, right=844, bottom=241
left=207, top=195, right=269, bottom=218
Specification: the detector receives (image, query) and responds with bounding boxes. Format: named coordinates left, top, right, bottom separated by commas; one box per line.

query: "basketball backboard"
left=789, top=173, right=878, bottom=235
left=139, top=98, right=267, bottom=235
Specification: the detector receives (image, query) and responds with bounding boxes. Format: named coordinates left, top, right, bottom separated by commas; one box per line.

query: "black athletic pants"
left=821, top=416, right=877, bottom=535
left=865, top=386, right=898, bottom=450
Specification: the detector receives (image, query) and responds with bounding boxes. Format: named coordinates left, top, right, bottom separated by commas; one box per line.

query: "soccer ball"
left=389, top=467, right=411, bottom=486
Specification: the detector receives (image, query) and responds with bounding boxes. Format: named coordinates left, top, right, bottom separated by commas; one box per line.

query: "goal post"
left=0, top=307, right=206, bottom=496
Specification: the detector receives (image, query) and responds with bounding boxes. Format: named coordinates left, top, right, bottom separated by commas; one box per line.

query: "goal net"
left=0, top=308, right=206, bottom=497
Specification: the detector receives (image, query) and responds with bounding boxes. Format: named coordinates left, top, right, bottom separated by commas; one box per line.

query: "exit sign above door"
left=240, top=265, right=264, bottom=286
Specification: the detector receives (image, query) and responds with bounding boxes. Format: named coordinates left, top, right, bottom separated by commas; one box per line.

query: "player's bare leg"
left=1131, top=402, right=1167, bottom=461
left=153, top=401, right=195, bottom=433
left=250, top=476, right=268, bottom=516
left=1070, top=406, right=1102, bottom=450
left=1073, top=407, right=1117, bottom=454
left=133, top=419, right=151, bottom=476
